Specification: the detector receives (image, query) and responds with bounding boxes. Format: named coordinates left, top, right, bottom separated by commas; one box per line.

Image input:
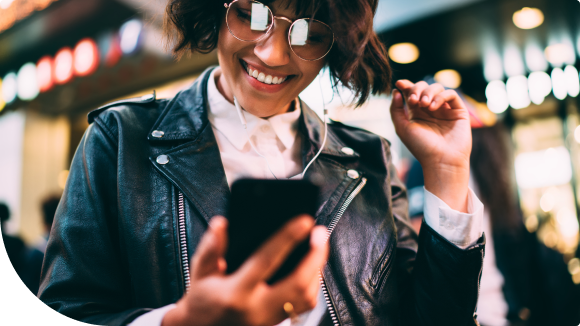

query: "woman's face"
left=217, top=0, right=326, bottom=118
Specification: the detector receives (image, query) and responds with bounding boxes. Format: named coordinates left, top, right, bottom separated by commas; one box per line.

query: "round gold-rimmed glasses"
left=224, top=0, right=334, bottom=61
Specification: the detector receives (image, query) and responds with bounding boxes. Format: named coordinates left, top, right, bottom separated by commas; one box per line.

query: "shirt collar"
left=206, top=67, right=301, bottom=151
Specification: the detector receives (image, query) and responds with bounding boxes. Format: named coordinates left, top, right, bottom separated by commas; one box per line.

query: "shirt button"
left=156, top=155, right=169, bottom=165
left=347, top=169, right=359, bottom=179
left=341, top=147, right=354, bottom=155
left=151, top=130, right=164, bottom=138
left=261, top=125, right=271, bottom=132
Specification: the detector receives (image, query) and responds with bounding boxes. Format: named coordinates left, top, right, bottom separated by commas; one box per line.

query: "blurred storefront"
left=0, top=0, right=217, bottom=244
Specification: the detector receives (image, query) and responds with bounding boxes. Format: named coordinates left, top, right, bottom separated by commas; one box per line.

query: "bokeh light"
left=37, top=56, right=54, bottom=92
left=551, top=68, right=567, bottom=100
left=54, top=47, right=74, bottom=84
left=434, top=69, right=462, bottom=89
left=527, top=71, right=552, bottom=105
left=506, top=75, right=530, bottom=109
left=564, top=65, right=580, bottom=97
left=1, top=72, right=17, bottom=104
left=513, top=8, right=544, bottom=30
left=17, top=63, right=39, bottom=101
left=504, top=43, right=525, bottom=78
left=388, top=43, right=419, bottom=64
left=525, top=41, right=548, bottom=72
left=120, top=19, right=143, bottom=55
left=545, top=43, right=576, bottom=67
left=74, top=38, right=99, bottom=77
left=485, top=80, right=509, bottom=114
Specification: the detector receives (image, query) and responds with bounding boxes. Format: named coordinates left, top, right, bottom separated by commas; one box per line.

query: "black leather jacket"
left=39, top=67, right=485, bottom=326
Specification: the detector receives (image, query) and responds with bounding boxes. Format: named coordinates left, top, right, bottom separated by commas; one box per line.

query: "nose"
left=254, top=20, right=291, bottom=67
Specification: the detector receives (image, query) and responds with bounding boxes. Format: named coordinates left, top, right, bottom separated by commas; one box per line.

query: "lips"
left=240, top=59, right=292, bottom=85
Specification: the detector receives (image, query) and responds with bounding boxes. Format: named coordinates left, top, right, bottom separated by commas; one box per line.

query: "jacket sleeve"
left=386, top=140, right=485, bottom=326
left=38, top=117, right=152, bottom=326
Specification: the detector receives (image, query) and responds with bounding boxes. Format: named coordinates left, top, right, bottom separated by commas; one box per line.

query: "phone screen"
left=225, top=179, right=320, bottom=283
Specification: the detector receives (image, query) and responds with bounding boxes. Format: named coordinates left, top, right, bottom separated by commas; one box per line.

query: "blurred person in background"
left=38, top=0, right=487, bottom=325
left=406, top=96, right=580, bottom=326
left=1, top=202, right=43, bottom=295
left=36, top=195, right=60, bottom=253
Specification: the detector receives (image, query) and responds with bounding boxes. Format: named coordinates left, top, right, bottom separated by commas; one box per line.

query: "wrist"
left=422, top=164, right=470, bottom=213
left=161, top=303, right=186, bottom=326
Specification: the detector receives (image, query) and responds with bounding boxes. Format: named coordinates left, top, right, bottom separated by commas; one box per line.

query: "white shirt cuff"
left=128, top=304, right=177, bottom=326
left=423, top=187, right=484, bottom=249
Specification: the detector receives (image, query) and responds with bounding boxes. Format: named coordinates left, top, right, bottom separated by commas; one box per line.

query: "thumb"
left=191, top=216, right=229, bottom=280
left=390, top=89, right=409, bottom=131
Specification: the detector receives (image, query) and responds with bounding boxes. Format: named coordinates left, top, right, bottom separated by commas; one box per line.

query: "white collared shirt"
left=130, top=67, right=485, bottom=326
left=206, top=68, right=303, bottom=185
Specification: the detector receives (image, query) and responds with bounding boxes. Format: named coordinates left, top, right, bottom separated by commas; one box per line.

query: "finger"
left=407, top=81, right=429, bottom=106
left=267, top=226, right=329, bottom=313
left=390, top=89, right=409, bottom=132
left=429, top=90, right=465, bottom=111
left=235, top=215, right=314, bottom=288
left=191, top=216, right=229, bottom=279
left=419, top=83, right=445, bottom=109
left=395, top=79, right=414, bottom=92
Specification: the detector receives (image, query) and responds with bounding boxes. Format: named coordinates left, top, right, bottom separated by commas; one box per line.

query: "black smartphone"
left=225, top=179, right=320, bottom=284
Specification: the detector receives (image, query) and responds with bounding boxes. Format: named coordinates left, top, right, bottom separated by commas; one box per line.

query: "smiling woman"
left=164, top=0, right=391, bottom=108
left=38, top=0, right=487, bottom=325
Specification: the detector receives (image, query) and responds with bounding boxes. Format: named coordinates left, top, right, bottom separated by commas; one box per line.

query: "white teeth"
left=246, top=65, right=287, bottom=84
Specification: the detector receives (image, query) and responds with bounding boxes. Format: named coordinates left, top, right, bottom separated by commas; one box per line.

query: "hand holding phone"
left=162, top=216, right=329, bottom=326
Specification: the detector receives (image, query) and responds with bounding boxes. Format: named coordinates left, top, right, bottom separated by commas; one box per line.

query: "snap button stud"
left=347, top=169, right=359, bottom=179
left=141, top=94, right=154, bottom=101
left=341, top=147, right=354, bottom=155
left=156, top=155, right=169, bottom=165
left=151, top=130, right=164, bottom=138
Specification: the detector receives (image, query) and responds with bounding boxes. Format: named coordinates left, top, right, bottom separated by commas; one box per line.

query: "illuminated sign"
left=0, top=0, right=59, bottom=33
left=74, top=38, right=99, bottom=77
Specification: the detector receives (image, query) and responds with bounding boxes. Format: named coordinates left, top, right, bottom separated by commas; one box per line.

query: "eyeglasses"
left=224, top=0, right=334, bottom=61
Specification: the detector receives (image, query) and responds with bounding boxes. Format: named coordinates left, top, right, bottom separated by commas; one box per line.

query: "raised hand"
left=390, top=80, right=472, bottom=212
left=162, top=215, right=329, bottom=326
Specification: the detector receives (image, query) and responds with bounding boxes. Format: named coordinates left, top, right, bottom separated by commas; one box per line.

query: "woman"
left=38, top=0, right=486, bottom=325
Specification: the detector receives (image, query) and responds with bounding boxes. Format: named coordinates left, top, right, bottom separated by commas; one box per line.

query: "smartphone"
left=225, top=179, right=320, bottom=284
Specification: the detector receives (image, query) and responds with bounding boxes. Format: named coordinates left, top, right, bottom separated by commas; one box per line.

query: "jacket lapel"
left=149, top=67, right=230, bottom=223
left=147, top=67, right=362, bottom=227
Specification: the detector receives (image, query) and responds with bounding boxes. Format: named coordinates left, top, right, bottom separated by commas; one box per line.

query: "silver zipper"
left=178, top=191, right=191, bottom=292
left=319, top=177, right=367, bottom=326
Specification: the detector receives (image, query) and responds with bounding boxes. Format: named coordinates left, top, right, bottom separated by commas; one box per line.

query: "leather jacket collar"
left=146, top=67, right=360, bottom=223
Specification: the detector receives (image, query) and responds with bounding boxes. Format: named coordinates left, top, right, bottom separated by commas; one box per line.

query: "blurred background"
left=1, top=0, right=580, bottom=324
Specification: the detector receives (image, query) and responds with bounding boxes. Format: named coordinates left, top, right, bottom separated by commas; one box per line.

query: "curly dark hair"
left=164, top=0, right=392, bottom=107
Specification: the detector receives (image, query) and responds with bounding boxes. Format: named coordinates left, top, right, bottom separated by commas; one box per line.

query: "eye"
left=306, top=34, right=324, bottom=44
left=236, top=8, right=252, bottom=23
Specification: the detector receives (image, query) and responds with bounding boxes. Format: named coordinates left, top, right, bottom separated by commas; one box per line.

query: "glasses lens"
left=227, top=0, right=273, bottom=41
left=290, top=19, right=333, bottom=60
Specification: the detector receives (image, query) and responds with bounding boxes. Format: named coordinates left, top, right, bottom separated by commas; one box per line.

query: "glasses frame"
left=224, top=0, right=335, bottom=61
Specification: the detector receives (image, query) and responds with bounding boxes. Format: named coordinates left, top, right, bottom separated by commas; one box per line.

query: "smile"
left=240, top=60, right=291, bottom=85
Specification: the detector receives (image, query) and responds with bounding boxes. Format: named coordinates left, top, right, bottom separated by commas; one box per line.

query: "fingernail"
left=410, top=94, right=417, bottom=102
left=422, top=96, right=429, bottom=103
left=311, top=227, right=327, bottom=247
left=210, top=216, right=224, bottom=229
